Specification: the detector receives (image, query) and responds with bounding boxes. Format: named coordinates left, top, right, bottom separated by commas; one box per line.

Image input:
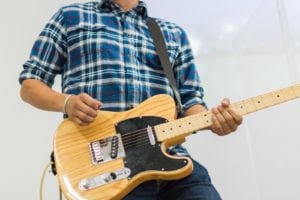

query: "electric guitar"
left=54, top=84, right=300, bottom=200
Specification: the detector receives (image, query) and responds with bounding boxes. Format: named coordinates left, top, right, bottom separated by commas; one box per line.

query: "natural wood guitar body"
left=54, top=94, right=193, bottom=200
left=53, top=84, right=300, bottom=200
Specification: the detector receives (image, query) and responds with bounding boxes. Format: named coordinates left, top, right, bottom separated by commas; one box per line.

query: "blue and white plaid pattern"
left=19, top=0, right=206, bottom=155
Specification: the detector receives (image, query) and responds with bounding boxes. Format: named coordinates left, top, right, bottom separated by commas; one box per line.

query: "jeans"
left=123, top=159, right=222, bottom=200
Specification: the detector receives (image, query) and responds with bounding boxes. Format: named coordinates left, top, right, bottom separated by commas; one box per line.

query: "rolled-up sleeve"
left=19, top=8, right=67, bottom=87
left=173, top=28, right=207, bottom=113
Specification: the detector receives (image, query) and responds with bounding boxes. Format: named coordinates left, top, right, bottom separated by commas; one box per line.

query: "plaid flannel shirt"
left=19, top=0, right=206, bottom=156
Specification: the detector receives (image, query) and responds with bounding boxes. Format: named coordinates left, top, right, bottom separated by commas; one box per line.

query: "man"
left=19, top=0, right=243, bottom=199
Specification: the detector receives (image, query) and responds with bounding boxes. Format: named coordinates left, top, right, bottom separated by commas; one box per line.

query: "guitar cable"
left=39, top=161, right=62, bottom=200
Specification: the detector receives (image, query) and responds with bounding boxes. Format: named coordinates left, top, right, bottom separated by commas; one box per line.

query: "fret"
left=155, top=123, right=170, bottom=141
left=156, top=112, right=212, bottom=141
left=200, top=111, right=212, bottom=127
left=240, top=98, right=257, bottom=114
left=178, top=116, right=198, bottom=134
left=190, top=114, right=205, bottom=132
left=176, top=118, right=189, bottom=134
left=271, top=89, right=284, bottom=104
left=285, top=86, right=297, bottom=99
left=271, top=88, right=293, bottom=104
left=165, top=122, right=175, bottom=139
left=231, top=101, right=247, bottom=115
left=292, top=84, right=300, bottom=97
left=156, top=84, right=300, bottom=142
left=251, top=95, right=265, bottom=110
left=231, top=85, right=300, bottom=115
left=171, top=118, right=185, bottom=137
left=172, top=118, right=186, bottom=134
left=263, top=92, right=275, bottom=105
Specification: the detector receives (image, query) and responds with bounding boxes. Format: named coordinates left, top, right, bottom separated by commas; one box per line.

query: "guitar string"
left=121, top=88, right=296, bottom=149
left=123, top=133, right=149, bottom=146
left=124, top=138, right=152, bottom=149
left=120, top=127, right=149, bottom=140
left=119, top=127, right=161, bottom=148
left=120, top=123, right=184, bottom=148
left=122, top=129, right=153, bottom=147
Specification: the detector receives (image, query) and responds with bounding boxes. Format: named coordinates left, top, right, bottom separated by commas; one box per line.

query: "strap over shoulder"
left=146, top=17, right=183, bottom=114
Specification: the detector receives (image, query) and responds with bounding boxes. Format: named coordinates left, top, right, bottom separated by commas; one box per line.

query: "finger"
left=80, top=93, right=102, bottom=110
left=219, top=99, right=242, bottom=130
left=72, top=97, right=100, bottom=118
left=74, top=109, right=98, bottom=124
left=77, top=103, right=99, bottom=118
left=222, top=98, right=243, bottom=125
left=73, top=116, right=89, bottom=126
left=217, top=106, right=237, bottom=131
left=211, top=108, right=229, bottom=135
left=211, top=113, right=223, bottom=134
left=216, top=106, right=239, bottom=134
left=228, top=109, right=243, bottom=125
left=221, top=98, right=230, bottom=107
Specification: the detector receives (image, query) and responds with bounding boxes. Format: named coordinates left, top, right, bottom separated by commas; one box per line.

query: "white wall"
left=1, top=0, right=299, bottom=199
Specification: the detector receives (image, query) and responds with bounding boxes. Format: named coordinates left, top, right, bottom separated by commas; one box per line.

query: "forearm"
left=20, top=79, right=66, bottom=112
left=182, top=104, right=207, bottom=117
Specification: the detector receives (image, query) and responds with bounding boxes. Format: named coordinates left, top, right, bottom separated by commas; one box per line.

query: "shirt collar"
left=98, top=0, right=148, bottom=19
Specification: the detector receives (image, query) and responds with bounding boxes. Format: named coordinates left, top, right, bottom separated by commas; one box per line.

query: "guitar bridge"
left=89, top=134, right=125, bottom=165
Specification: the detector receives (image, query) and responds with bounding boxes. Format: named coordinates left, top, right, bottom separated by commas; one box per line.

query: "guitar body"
left=53, top=84, right=300, bottom=199
left=54, top=94, right=193, bottom=200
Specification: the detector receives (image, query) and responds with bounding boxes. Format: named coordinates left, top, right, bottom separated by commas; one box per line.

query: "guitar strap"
left=146, top=17, right=183, bottom=114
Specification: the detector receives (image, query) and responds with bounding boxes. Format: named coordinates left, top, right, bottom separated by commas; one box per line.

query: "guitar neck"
left=155, top=84, right=300, bottom=142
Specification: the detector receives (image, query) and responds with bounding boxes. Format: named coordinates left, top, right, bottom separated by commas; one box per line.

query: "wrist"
left=63, top=94, right=73, bottom=114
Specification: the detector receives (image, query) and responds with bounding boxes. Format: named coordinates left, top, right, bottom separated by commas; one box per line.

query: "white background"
left=1, top=0, right=299, bottom=199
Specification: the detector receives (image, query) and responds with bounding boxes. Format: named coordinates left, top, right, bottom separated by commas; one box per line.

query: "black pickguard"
left=115, top=116, right=188, bottom=178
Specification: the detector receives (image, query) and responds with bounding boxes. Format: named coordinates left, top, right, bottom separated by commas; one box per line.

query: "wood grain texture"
left=54, top=94, right=193, bottom=200
left=53, top=84, right=300, bottom=199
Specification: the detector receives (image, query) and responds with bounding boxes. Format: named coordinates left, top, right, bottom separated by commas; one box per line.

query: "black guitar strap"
left=146, top=17, right=183, bottom=114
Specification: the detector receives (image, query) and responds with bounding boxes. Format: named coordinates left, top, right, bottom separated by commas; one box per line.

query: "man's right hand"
left=65, top=93, right=102, bottom=126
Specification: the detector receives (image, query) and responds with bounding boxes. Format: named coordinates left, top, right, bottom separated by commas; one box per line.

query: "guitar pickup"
left=89, top=134, right=125, bottom=165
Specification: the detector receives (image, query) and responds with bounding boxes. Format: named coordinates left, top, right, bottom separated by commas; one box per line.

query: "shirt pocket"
left=67, top=23, right=106, bottom=45
left=67, top=23, right=111, bottom=69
